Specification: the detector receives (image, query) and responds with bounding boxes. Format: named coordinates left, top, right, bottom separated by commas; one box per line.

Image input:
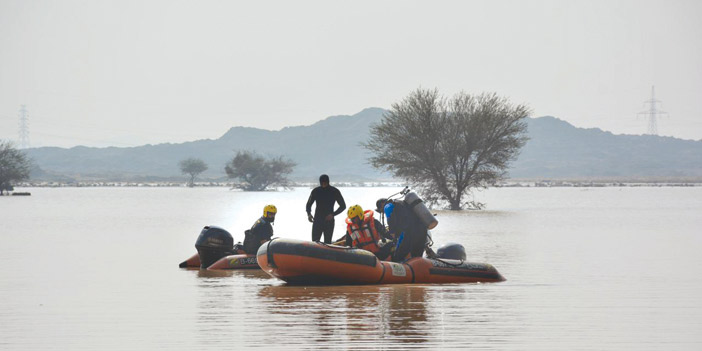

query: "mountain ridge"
left=24, top=109, right=702, bottom=182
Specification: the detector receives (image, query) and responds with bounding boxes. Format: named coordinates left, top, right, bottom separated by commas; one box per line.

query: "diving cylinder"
left=194, top=225, right=234, bottom=269
left=404, top=192, right=438, bottom=229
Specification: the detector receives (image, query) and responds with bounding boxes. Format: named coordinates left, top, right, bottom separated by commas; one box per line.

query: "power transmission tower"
left=637, top=86, right=668, bottom=135
left=18, top=105, right=30, bottom=149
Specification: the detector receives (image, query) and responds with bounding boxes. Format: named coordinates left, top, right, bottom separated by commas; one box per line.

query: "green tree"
left=366, top=89, right=529, bottom=210
left=0, top=141, right=31, bottom=195
left=179, top=158, right=208, bottom=187
left=225, top=151, right=296, bottom=191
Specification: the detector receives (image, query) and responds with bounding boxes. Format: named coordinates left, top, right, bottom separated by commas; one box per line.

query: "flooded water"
left=1, top=186, right=701, bottom=350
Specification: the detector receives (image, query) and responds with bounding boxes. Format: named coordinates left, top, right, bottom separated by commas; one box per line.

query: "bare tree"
left=366, top=89, right=529, bottom=210
left=179, top=158, right=208, bottom=187
left=0, top=140, right=31, bottom=195
left=225, top=151, right=296, bottom=191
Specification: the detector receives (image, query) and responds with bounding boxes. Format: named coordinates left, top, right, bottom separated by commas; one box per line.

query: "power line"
left=18, top=105, right=30, bottom=149
left=5, top=112, right=217, bottom=140
left=31, top=131, right=138, bottom=145
left=2, top=111, right=217, bottom=147
left=637, top=86, right=668, bottom=135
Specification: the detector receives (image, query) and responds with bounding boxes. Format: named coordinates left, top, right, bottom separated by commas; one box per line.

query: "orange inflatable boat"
left=178, top=253, right=202, bottom=268
left=178, top=251, right=259, bottom=270
left=207, top=253, right=259, bottom=270
left=178, top=225, right=260, bottom=270
left=257, top=238, right=505, bottom=285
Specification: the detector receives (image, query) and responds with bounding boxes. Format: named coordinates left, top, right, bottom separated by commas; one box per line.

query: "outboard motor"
left=194, top=226, right=234, bottom=269
left=404, top=192, right=438, bottom=229
left=436, top=243, right=467, bottom=261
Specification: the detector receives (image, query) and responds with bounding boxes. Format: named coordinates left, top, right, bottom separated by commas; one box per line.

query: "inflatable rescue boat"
left=257, top=238, right=505, bottom=285
left=178, top=225, right=259, bottom=270
left=179, top=252, right=259, bottom=270
left=178, top=253, right=202, bottom=268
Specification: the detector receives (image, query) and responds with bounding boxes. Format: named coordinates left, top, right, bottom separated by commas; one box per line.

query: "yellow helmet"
left=263, top=204, right=277, bottom=218
left=347, top=205, right=364, bottom=221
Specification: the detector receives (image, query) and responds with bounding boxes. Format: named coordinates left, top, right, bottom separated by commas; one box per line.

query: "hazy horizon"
left=2, top=0, right=701, bottom=148
left=13, top=110, right=702, bottom=151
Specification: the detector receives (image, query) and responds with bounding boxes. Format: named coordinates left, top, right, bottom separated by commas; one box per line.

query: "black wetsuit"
left=388, top=200, right=428, bottom=262
left=305, top=185, right=346, bottom=243
left=243, top=216, right=273, bottom=254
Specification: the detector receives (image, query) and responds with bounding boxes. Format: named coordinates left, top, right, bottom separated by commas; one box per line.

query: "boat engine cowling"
left=436, top=243, right=467, bottom=261
left=194, top=226, right=234, bottom=268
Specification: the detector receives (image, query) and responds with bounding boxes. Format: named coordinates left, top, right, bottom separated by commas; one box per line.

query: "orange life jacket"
left=345, top=210, right=381, bottom=253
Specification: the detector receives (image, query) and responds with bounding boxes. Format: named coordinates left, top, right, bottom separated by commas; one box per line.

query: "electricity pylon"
left=637, top=86, right=668, bottom=136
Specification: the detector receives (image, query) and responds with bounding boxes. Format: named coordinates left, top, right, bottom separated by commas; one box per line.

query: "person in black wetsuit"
left=243, top=204, right=276, bottom=254
left=305, top=174, right=346, bottom=243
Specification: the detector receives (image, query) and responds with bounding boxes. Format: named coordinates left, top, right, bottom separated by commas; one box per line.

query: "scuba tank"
left=403, top=191, right=438, bottom=229
left=194, top=225, right=234, bottom=269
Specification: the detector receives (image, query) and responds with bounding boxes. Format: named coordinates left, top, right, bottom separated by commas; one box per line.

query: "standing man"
left=306, top=174, right=346, bottom=243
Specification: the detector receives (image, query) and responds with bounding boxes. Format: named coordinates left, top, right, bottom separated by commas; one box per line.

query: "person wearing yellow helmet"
left=342, top=204, right=394, bottom=260
left=243, top=204, right=277, bottom=254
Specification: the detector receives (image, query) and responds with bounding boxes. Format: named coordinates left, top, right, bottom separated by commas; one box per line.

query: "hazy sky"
left=1, top=0, right=701, bottom=148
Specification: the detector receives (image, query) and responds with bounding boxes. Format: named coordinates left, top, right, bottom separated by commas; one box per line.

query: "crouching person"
left=384, top=200, right=429, bottom=262
left=243, top=204, right=277, bottom=254
left=344, top=205, right=394, bottom=260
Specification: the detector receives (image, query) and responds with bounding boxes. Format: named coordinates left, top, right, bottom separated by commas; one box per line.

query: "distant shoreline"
left=13, top=180, right=702, bottom=189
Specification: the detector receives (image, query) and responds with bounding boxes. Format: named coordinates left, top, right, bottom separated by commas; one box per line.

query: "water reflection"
left=188, top=266, right=507, bottom=348
left=194, top=269, right=236, bottom=340
left=194, top=269, right=234, bottom=279
left=258, top=284, right=431, bottom=348
left=193, top=268, right=274, bottom=346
